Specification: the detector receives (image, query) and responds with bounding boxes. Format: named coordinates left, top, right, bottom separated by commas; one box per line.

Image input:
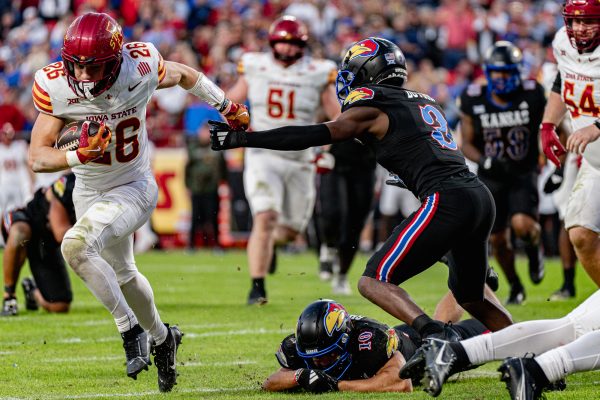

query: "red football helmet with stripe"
left=62, top=12, right=124, bottom=99
left=268, top=16, right=308, bottom=63
left=563, top=0, right=600, bottom=53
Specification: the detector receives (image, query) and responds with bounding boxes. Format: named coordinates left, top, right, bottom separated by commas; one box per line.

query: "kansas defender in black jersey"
left=1, top=173, right=76, bottom=316
left=210, top=37, right=513, bottom=334
left=262, top=299, right=489, bottom=393
left=459, top=41, right=547, bottom=305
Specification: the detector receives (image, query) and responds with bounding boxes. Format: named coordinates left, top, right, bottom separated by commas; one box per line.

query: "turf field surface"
left=1, top=250, right=598, bottom=399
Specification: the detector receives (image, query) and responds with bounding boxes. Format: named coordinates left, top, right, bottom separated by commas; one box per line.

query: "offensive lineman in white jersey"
left=226, top=16, right=340, bottom=305
left=28, top=13, right=249, bottom=391
left=400, top=2, right=600, bottom=399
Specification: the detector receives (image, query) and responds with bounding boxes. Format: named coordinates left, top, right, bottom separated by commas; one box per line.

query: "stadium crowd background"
left=0, top=0, right=565, bottom=249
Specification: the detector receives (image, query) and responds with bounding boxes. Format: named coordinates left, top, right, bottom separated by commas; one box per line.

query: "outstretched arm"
left=210, top=106, right=387, bottom=151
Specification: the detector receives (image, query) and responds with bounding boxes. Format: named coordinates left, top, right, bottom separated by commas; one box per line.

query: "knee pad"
left=116, top=267, right=138, bottom=286
left=61, top=237, right=89, bottom=275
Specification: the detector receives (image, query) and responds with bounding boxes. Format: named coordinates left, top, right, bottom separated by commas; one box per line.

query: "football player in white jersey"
left=401, top=2, right=600, bottom=399
left=226, top=16, right=340, bottom=305
left=0, top=123, right=33, bottom=227
left=28, top=13, right=249, bottom=391
left=541, top=0, right=600, bottom=289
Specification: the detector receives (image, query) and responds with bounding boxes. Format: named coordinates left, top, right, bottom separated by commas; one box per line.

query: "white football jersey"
left=0, top=140, right=32, bottom=211
left=553, top=27, right=600, bottom=170
left=33, top=42, right=166, bottom=190
left=240, top=52, right=337, bottom=161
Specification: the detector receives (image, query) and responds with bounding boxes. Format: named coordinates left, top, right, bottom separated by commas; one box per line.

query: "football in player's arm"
left=29, top=36, right=248, bottom=174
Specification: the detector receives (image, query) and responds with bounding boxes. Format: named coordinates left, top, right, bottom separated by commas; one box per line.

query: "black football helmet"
left=295, top=300, right=352, bottom=379
left=336, top=37, right=407, bottom=104
left=483, top=41, right=523, bottom=95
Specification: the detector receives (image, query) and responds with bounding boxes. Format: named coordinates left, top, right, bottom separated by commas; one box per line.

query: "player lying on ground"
left=263, top=298, right=490, bottom=393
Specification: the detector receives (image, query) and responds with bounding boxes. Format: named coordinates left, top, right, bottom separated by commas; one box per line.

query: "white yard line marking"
left=33, top=386, right=256, bottom=399
left=182, top=360, right=257, bottom=367
left=0, top=328, right=285, bottom=346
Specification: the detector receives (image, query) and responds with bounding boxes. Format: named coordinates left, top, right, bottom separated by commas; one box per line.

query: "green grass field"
left=1, top=250, right=599, bottom=399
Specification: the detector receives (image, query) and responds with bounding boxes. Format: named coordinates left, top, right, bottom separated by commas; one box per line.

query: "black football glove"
left=294, top=369, right=339, bottom=393
left=208, top=120, right=247, bottom=150
left=385, top=173, right=408, bottom=189
left=543, top=166, right=564, bottom=194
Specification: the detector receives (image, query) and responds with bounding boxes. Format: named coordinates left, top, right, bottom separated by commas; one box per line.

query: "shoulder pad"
left=123, top=42, right=165, bottom=83
left=465, top=84, right=483, bottom=97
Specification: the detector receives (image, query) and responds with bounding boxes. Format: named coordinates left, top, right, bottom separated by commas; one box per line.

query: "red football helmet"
left=563, top=0, right=600, bottom=54
left=62, top=12, right=124, bottom=99
left=268, top=16, right=309, bottom=63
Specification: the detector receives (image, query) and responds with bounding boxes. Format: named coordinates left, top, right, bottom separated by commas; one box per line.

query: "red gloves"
left=221, top=102, right=249, bottom=130
left=540, top=122, right=566, bottom=167
left=77, top=122, right=112, bottom=164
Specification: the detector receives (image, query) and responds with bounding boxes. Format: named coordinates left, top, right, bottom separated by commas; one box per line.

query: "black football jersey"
left=275, top=315, right=418, bottom=380
left=459, top=81, right=546, bottom=172
left=341, top=84, right=475, bottom=199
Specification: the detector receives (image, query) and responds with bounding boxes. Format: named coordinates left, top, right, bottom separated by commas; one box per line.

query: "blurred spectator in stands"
left=436, top=0, right=476, bottom=69
left=38, top=0, right=70, bottom=22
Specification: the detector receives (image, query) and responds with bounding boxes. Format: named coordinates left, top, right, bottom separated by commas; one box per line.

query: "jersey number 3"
left=419, top=105, right=457, bottom=150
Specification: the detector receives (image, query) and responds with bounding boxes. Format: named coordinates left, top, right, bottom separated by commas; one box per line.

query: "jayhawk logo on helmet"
left=345, top=39, right=380, bottom=61
left=343, top=87, right=375, bottom=105
left=324, top=303, right=348, bottom=336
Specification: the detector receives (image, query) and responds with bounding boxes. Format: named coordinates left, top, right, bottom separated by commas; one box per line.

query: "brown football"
left=55, top=120, right=101, bottom=151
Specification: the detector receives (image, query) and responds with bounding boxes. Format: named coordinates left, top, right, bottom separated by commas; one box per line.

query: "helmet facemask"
left=61, top=12, right=124, bottom=100
left=484, top=64, right=522, bottom=96
left=62, top=56, right=120, bottom=100
left=296, top=330, right=352, bottom=379
left=564, top=15, right=600, bottom=54
left=335, top=70, right=356, bottom=104
left=268, top=16, right=309, bottom=65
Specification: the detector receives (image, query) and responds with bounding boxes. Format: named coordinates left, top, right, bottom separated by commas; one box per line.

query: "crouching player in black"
left=459, top=41, right=547, bottom=305
left=1, top=173, right=76, bottom=316
left=210, top=37, right=513, bottom=336
left=262, top=299, right=489, bottom=393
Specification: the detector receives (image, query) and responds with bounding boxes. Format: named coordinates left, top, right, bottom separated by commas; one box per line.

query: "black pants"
left=27, top=239, right=73, bottom=303
left=189, top=191, right=219, bottom=248
left=2, top=208, right=72, bottom=303
left=479, top=171, right=539, bottom=233
left=316, top=168, right=375, bottom=274
left=364, top=184, right=495, bottom=303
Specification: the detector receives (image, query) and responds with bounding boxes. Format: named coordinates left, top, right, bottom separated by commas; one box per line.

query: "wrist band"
left=187, top=73, right=226, bottom=110
left=66, top=150, right=83, bottom=167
